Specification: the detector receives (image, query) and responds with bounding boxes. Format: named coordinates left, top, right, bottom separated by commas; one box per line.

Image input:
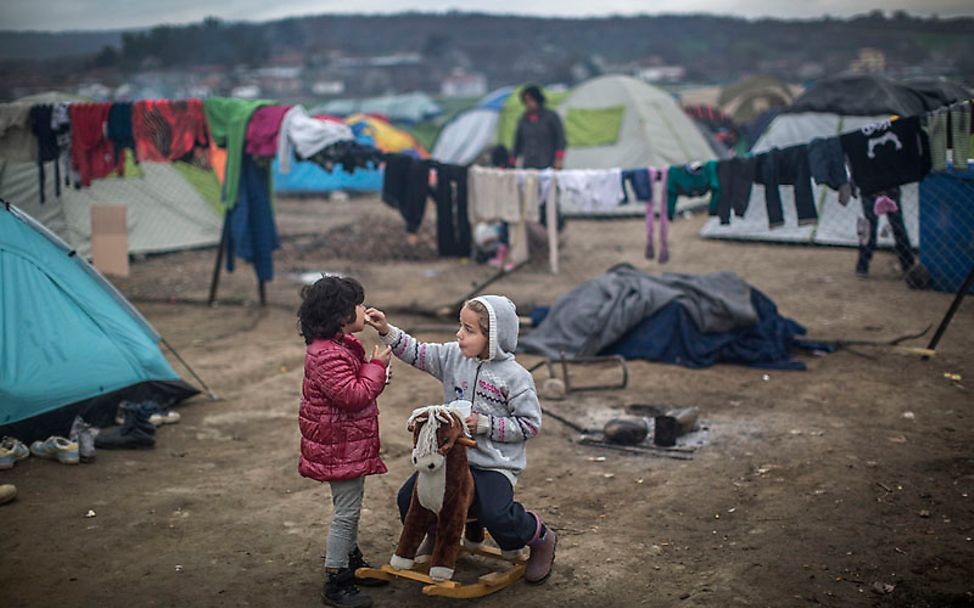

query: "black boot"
left=322, top=567, right=372, bottom=608
left=95, top=404, right=156, bottom=450
left=348, top=546, right=388, bottom=587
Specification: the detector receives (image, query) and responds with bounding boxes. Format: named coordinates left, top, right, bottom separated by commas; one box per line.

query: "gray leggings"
left=324, top=477, right=365, bottom=569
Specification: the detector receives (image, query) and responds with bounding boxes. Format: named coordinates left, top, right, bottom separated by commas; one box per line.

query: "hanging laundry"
left=433, top=163, right=471, bottom=258
left=381, top=154, right=432, bottom=233
left=204, top=98, right=272, bottom=209
left=225, top=154, right=280, bottom=283
left=0, top=102, right=37, bottom=162
left=69, top=102, right=124, bottom=187
left=807, top=137, right=853, bottom=206
left=665, top=161, right=720, bottom=220
left=468, top=165, right=529, bottom=266
left=29, top=104, right=62, bottom=203
left=644, top=166, right=670, bottom=263
left=557, top=168, right=625, bottom=212
left=106, top=102, right=136, bottom=165
left=276, top=105, right=355, bottom=173
left=950, top=104, right=971, bottom=167
left=52, top=102, right=78, bottom=190
left=304, top=140, right=385, bottom=174
left=245, top=105, right=290, bottom=158
left=715, top=156, right=757, bottom=225
left=620, top=167, right=653, bottom=202
left=133, top=99, right=209, bottom=163
left=924, top=110, right=948, bottom=172
left=754, top=145, right=816, bottom=228
left=840, top=116, right=931, bottom=196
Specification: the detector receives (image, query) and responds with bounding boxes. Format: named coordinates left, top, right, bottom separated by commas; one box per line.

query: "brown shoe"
left=524, top=528, right=556, bottom=584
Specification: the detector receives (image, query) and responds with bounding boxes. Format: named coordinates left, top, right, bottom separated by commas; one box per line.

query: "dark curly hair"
left=297, top=275, right=365, bottom=344
left=520, top=84, right=545, bottom=106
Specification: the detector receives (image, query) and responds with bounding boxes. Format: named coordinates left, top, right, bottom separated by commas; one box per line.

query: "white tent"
left=559, top=75, right=716, bottom=170
left=0, top=158, right=222, bottom=258
left=699, top=112, right=919, bottom=248
left=431, top=87, right=515, bottom=166
left=557, top=75, right=716, bottom=216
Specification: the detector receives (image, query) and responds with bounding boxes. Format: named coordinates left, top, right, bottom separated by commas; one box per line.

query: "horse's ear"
left=408, top=413, right=429, bottom=433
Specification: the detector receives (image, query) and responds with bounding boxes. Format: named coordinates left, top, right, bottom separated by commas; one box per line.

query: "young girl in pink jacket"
left=297, top=275, right=391, bottom=608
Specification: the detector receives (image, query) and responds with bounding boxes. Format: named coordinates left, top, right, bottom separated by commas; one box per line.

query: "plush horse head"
left=408, top=404, right=475, bottom=474
left=393, top=404, right=477, bottom=581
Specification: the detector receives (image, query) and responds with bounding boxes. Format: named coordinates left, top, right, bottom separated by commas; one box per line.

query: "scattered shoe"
left=96, top=404, right=156, bottom=450
left=322, top=567, right=373, bottom=608
left=0, top=437, right=29, bottom=470
left=149, top=410, right=181, bottom=427
left=348, top=546, right=388, bottom=587
left=29, top=436, right=80, bottom=465
left=0, top=484, right=16, bottom=505
left=69, top=416, right=98, bottom=463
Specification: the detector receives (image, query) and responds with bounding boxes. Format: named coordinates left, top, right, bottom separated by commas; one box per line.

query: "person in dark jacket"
left=297, top=276, right=392, bottom=608
left=513, top=85, right=567, bottom=234
left=513, top=85, right=565, bottom=170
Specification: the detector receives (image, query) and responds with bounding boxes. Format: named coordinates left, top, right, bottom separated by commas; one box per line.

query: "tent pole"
left=160, top=336, right=220, bottom=401
left=924, top=260, right=974, bottom=355
left=207, top=214, right=229, bottom=306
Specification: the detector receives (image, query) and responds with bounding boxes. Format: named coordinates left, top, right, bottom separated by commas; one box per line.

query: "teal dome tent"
left=0, top=202, right=198, bottom=442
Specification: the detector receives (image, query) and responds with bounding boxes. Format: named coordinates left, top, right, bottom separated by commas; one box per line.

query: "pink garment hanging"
left=644, top=166, right=670, bottom=263
left=873, top=194, right=898, bottom=216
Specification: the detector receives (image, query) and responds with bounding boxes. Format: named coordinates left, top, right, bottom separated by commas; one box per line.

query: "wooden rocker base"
left=356, top=536, right=527, bottom=599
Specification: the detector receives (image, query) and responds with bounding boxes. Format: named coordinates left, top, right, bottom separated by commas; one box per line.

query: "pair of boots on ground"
left=322, top=545, right=387, bottom=608
left=94, top=401, right=158, bottom=449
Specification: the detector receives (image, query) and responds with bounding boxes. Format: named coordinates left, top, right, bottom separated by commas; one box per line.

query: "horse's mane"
left=408, top=404, right=470, bottom=459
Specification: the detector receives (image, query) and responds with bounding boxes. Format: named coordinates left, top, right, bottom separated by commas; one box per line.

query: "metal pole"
left=207, top=214, right=229, bottom=306
left=160, top=336, right=219, bottom=401
left=925, top=260, right=974, bottom=353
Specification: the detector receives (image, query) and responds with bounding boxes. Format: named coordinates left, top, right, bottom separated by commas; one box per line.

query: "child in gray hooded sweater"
left=365, top=295, right=556, bottom=584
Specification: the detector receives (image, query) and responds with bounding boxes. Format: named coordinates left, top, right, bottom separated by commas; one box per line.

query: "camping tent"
left=557, top=75, right=717, bottom=216
left=718, top=75, right=798, bottom=124
left=558, top=75, right=716, bottom=171
left=0, top=158, right=223, bottom=259
left=274, top=112, right=428, bottom=195
left=431, top=87, right=515, bottom=166
left=0, top=203, right=198, bottom=443
left=700, top=75, right=972, bottom=247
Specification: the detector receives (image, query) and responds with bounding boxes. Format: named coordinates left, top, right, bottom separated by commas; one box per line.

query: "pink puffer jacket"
left=298, top=334, right=388, bottom=482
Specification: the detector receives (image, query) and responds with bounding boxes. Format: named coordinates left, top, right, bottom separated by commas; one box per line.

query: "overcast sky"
left=2, top=0, right=972, bottom=32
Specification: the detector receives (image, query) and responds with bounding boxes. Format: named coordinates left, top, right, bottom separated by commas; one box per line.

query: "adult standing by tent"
left=513, top=85, right=566, bottom=171
left=512, top=85, right=567, bottom=243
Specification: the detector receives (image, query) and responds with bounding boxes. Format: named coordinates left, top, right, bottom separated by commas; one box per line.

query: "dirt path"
left=3, top=195, right=972, bottom=607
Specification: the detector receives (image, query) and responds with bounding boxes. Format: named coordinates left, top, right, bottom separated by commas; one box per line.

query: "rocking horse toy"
left=355, top=404, right=527, bottom=598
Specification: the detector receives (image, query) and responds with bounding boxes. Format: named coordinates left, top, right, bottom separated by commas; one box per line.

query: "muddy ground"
left=2, top=195, right=973, bottom=607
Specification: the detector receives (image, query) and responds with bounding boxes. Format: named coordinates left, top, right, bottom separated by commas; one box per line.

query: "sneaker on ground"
left=29, top=436, right=80, bottom=465
left=0, top=484, right=16, bottom=505
left=149, top=410, right=181, bottom=426
left=0, top=437, right=30, bottom=470
left=69, top=416, right=98, bottom=463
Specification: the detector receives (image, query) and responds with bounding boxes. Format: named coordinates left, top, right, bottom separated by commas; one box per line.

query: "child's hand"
left=465, top=412, right=479, bottom=435
left=364, top=307, right=389, bottom=335
left=371, top=344, right=392, bottom=367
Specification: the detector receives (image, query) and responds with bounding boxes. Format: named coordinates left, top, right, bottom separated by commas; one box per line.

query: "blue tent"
left=0, top=203, right=197, bottom=442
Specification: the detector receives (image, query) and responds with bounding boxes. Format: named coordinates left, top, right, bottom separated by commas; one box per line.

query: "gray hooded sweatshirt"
left=379, top=295, right=541, bottom=486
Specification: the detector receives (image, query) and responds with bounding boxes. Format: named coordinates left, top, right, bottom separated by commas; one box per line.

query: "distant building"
left=636, top=66, right=686, bottom=83
left=312, top=80, right=346, bottom=96
left=231, top=84, right=261, bottom=99
left=850, top=48, right=886, bottom=74
left=441, top=71, right=487, bottom=98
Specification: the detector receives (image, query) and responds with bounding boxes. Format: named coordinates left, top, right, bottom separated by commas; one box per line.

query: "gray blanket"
left=518, top=265, right=758, bottom=358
